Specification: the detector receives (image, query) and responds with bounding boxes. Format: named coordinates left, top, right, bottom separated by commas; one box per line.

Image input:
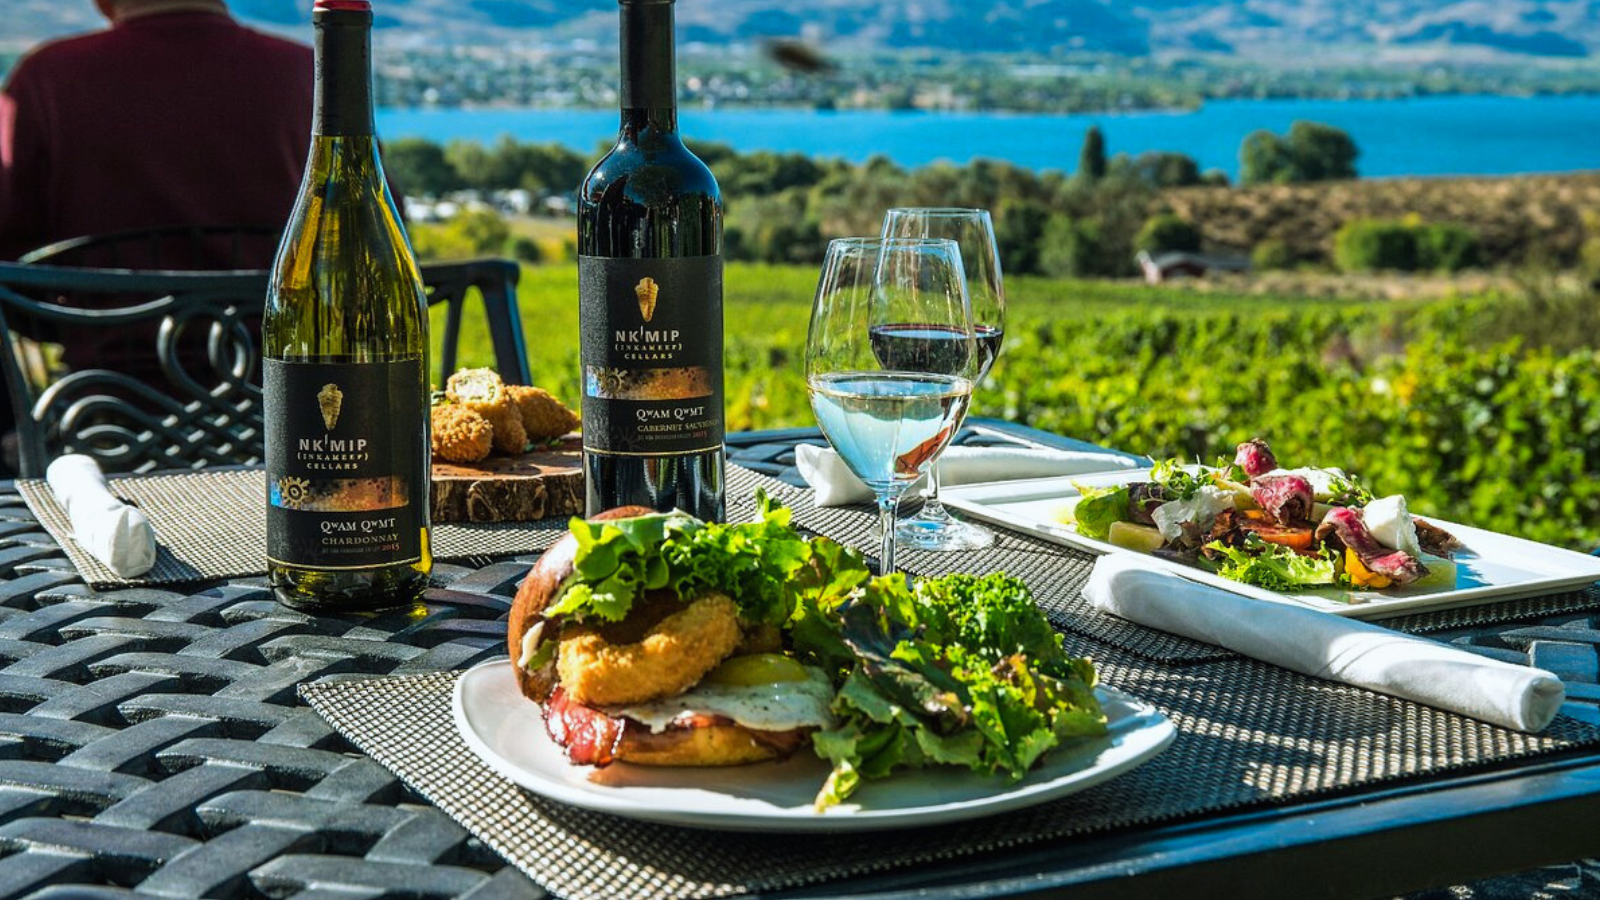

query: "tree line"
left=389, top=121, right=1361, bottom=275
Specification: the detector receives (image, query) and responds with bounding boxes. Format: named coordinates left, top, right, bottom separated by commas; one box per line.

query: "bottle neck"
left=618, top=1, right=677, bottom=138
left=313, top=9, right=375, bottom=138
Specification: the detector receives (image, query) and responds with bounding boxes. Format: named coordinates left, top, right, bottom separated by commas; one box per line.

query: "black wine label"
left=264, top=359, right=426, bottom=569
left=579, top=255, right=724, bottom=456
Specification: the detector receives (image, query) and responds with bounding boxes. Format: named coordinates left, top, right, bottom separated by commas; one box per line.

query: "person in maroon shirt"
left=0, top=0, right=318, bottom=473
left=0, top=0, right=314, bottom=265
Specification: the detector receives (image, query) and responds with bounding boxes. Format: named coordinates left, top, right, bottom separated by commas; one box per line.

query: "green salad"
left=789, top=544, right=1107, bottom=808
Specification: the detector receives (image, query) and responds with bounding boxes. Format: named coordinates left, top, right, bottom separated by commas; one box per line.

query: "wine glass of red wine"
left=877, top=208, right=1006, bottom=551
left=806, top=237, right=976, bottom=576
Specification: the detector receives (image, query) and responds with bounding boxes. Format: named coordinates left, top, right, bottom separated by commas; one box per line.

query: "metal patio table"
left=0, top=419, right=1596, bottom=900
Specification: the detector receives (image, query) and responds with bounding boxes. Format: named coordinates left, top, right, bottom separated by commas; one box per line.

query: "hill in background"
left=6, top=0, right=1600, bottom=59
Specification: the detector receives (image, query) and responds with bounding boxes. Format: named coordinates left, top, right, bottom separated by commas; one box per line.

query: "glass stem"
left=921, top=461, right=950, bottom=520
left=878, top=492, right=898, bottom=575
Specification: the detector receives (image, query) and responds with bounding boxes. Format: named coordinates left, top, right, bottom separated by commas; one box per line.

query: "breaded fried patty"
left=555, top=593, right=742, bottom=707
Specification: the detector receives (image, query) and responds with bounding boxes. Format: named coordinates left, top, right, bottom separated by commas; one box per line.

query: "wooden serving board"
left=430, top=436, right=584, bottom=523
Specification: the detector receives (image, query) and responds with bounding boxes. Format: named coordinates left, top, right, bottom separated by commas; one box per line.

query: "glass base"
left=893, top=505, right=996, bottom=551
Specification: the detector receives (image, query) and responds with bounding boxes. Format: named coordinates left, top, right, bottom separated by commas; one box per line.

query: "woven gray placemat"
left=16, top=469, right=572, bottom=588
left=299, top=648, right=1600, bottom=900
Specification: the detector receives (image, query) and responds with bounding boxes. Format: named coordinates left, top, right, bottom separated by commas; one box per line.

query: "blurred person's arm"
left=0, top=63, right=49, bottom=261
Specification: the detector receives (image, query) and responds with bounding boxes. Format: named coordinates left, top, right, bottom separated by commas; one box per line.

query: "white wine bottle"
left=578, top=0, right=725, bottom=521
left=264, top=0, right=430, bottom=612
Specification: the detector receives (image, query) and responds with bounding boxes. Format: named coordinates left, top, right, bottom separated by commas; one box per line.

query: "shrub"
left=1135, top=214, right=1202, bottom=255
left=386, top=137, right=460, bottom=197
left=1132, top=152, right=1202, bottom=188
left=1580, top=237, right=1600, bottom=280
left=409, top=207, right=513, bottom=261
left=1251, top=238, right=1296, bottom=271
left=1077, top=125, right=1107, bottom=183
left=1333, top=219, right=1419, bottom=272
left=1415, top=223, right=1479, bottom=272
left=1241, top=121, right=1359, bottom=185
left=725, top=191, right=823, bottom=265
left=1333, top=219, right=1480, bottom=273
left=1240, top=130, right=1296, bottom=186
left=1038, top=215, right=1103, bottom=278
left=1288, top=121, right=1359, bottom=182
left=507, top=235, right=543, bottom=264
left=995, top=199, right=1050, bottom=276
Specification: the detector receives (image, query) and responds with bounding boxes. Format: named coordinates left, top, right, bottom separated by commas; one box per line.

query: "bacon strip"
left=544, top=687, right=625, bottom=767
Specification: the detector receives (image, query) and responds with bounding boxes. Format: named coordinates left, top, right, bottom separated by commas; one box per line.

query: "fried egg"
left=606, top=664, right=837, bottom=735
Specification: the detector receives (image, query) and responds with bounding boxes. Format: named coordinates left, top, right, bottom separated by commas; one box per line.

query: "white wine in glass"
left=805, top=237, right=976, bottom=575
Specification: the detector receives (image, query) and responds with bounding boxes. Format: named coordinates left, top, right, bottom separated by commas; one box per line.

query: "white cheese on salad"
left=1262, top=466, right=1348, bottom=502
left=1363, top=494, right=1423, bottom=559
left=1152, top=485, right=1235, bottom=544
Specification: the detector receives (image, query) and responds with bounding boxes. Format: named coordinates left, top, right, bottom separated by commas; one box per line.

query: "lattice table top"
left=0, top=423, right=1592, bottom=900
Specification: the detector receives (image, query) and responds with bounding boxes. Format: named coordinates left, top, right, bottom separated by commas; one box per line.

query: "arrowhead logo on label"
left=317, top=383, right=344, bottom=431
left=635, top=277, right=659, bottom=322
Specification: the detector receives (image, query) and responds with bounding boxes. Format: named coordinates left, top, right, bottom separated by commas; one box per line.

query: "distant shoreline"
left=376, top=94, right=1600, bottom=180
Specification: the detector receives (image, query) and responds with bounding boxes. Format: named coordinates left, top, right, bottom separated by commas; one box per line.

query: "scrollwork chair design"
left=0, top=258, right=529, bottom=478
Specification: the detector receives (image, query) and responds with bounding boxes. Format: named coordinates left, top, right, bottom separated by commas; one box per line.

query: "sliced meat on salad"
left=1061, top=438, right=1460, bottom=595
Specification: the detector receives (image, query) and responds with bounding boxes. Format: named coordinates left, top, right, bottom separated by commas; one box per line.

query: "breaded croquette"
left=506, top=384, right=580, bottom=440
left=556, top=594, right=742, bottom=707
left=431, top=404, right=493, bottom=464
left=446, top=367, right=527, bottom=455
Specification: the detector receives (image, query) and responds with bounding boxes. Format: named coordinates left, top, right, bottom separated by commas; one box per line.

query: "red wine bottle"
left=578, top=0, right=725, bottom=522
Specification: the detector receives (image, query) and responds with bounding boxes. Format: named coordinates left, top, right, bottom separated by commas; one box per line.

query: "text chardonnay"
left=578, top=0, right=726, bottom=521
left=264, top=0, right=431, bottom=612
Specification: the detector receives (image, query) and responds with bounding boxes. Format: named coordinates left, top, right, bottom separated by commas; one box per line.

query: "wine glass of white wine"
left=879, top=207, right=1006, bottom=551
left=805, top=237, right=977, bottom=576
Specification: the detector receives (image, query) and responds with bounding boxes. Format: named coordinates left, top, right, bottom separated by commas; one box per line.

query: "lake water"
left=377, top=94, right=1600, bottom=179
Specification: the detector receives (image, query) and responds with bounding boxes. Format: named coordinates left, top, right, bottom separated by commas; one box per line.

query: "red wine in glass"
left=869, top=323, right=1002, bottom=380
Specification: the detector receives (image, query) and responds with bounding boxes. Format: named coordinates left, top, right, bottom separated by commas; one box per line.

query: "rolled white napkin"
left=1084, top=554, right=1565, bottom=733
left=45, top=455, right=158, bottom=578
left=796, top=443, right=1140, bottom=507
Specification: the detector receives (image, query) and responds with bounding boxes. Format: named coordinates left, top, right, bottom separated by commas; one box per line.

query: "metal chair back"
left=0, top=258, right=530, bottom=477
left=20, top=224, right=285, bottom=271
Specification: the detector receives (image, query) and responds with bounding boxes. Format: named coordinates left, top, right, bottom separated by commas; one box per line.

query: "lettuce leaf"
left=1149, top=458, right=1204, bottom=501
left=1206, top=534, right=1338, bottom=591
left=1070, top=484, right=1130, bottom=541
left=801, top=572, right=1106, bottom=810
left=545, top=491, right=815, bottom=625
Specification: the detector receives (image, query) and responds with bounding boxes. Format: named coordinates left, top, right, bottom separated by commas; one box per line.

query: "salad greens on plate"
left=1058, top=438, right=1462, bottom=595
left=789, top=551, right=1106, bottom=808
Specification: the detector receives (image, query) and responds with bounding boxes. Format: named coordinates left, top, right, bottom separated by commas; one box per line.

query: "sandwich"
left=506, top=505, right=835, bottom=767
left=507, top=499, right=1108, bottom=812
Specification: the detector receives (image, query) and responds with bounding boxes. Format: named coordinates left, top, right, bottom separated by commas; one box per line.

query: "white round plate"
left=452, top=659, right=1176, bottom=832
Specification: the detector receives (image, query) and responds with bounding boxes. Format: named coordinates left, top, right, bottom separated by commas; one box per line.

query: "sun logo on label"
left=635, top=277, right=659, bottom=323
left=317, top=383, right=344, bottom=431
left=276, top=476, right=312, bottom=510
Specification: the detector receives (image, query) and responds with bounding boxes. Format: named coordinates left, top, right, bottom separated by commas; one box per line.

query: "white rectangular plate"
left=942, top=469, right=1600, bottom=620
